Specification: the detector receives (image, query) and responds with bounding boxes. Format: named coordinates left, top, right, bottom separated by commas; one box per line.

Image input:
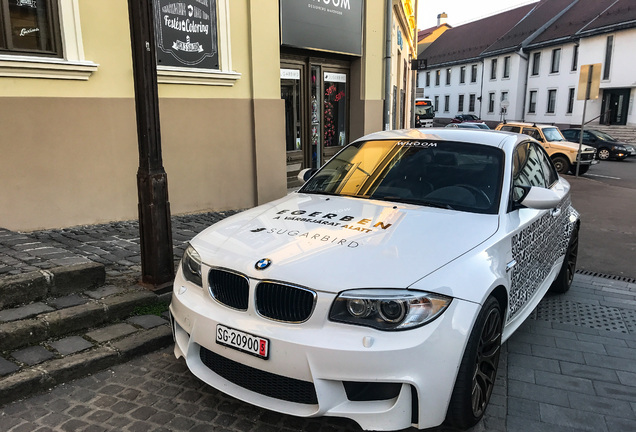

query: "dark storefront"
left=279, top=0, right=363, bottom=187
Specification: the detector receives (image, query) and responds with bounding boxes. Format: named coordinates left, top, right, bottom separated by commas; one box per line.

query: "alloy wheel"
left=471, top=307, right=502, bottom=417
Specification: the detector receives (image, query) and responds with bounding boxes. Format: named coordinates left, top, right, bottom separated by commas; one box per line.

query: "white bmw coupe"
left=170, top=129, right=579, bottom=431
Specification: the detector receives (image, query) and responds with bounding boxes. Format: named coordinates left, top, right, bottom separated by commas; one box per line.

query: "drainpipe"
left=478, top=58, right=485, bottom=119
left=519, top=48, right=529, bottom=122
left=383, top=0, right=392, bottom=130
left=411, top=0, right=418, bottom=127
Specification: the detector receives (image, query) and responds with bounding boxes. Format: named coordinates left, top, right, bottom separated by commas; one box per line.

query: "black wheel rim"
left=553, top=159, right=567, bottom=174
left=471, top=307, right=502, bottom=417
left=566, top=234, right=579, bottom=286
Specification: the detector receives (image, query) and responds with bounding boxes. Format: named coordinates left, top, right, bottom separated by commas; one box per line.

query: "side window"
left=500, top=126, right=520, bottom=133
left=535, top=144, right=558, bottom=187
left=524, top=128, right=543, bottom=141
left=512, top=142, right=549, bottom=202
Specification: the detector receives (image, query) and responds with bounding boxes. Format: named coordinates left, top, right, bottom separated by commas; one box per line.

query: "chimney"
left=437, top=12, right=448, bottom=26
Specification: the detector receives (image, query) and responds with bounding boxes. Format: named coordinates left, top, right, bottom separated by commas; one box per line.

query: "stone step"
left=589, top=124, right=636, bottom=144
left=0, top=286, right=160, bottom=352
left=0, top=262, right=106, bottom=310
left=0, top=314, right=173, bottom=407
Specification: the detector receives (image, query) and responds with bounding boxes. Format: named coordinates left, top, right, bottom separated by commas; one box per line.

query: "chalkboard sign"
left=154, top=0, right=219, bottom=69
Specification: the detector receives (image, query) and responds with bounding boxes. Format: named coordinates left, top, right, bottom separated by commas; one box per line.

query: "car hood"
left=560, top=140, right=596, bottom=153
left=189, top=193, right=499, bottom=294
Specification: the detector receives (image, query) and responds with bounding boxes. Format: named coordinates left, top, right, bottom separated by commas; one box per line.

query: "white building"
left=418, top=0, right=636, bottom=128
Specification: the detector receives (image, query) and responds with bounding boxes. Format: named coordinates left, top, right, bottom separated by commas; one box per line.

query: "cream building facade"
left=0, top=0, right=416, bottom=231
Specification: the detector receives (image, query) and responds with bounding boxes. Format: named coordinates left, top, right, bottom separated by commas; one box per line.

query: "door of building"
left=281, top=63, right=306, bottom=187
left=600, top=88, right=630, bottom=125
left=281, top=56, right=350, bottom=188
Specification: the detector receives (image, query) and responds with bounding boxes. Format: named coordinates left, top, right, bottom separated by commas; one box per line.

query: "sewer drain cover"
left=533, top=296, right=635, bottom=334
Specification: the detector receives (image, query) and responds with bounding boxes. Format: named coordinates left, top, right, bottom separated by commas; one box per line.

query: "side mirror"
left=516, top=186, right=563, bottom=209
left=297, top=168, right=317, bottom=183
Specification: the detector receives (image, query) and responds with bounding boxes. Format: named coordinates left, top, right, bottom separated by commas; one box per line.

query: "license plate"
left=216, top=324, right=269, bottom=359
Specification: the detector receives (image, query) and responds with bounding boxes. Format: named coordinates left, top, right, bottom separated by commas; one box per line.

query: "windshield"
left=543, top=127, right=566, bottom=142
left=415, top=103, right=434, bottom=119
left=300, top=139, right=504, bottom=214
left=593, top=131, right=615, bottom=141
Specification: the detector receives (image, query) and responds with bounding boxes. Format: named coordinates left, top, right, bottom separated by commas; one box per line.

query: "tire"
left=597, top=148, right=611, bottom=160
left=551, top=155, right=570, bottom=175
left=445, top=296, right=502, bottom=430
left=550, top=226, right=579, bottom=294
left=569, top=164, right=589, bottom=175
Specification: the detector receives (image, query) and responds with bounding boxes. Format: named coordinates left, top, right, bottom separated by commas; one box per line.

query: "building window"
left=0, top=0, right=98, bottom=80
left=458, top=94, right=464, bottom=112
left=154, top=0, right=239, bottom=86
left=471, top=64, right=477, bottom=83
left=426, top=71, right=430, bottom=87
left=446, top=68, right=451, bottom=85
left=434, top=95, right=439, bottom=112
left=0, top=0, right=61, bottom=56
left=528, top=90, right=537, bottom=113
left=490, top=59, right=497, bottom=80
left=469, top=94, right=476, bottom=112
left=488, top=92, right=495, bottom=113
left=603, top=35, right=613, bottom=80
left=547, top=89, right=556, bottom=113
left=460, top=66, right=465, bottom=83
left=567, top=88, right=575, bottom=114
left=550, top=48, right=560, bottom=74
left=154, top=0, right=219, bottom=70
left=503, top=56, right=510, bottom=78
left=435, top=70, right=440, bottom=86
left=571, top=45, right=578, bottom=71
left=531, top=52, right=540, bottom=76
left=444, top=95, right=450, bottom=112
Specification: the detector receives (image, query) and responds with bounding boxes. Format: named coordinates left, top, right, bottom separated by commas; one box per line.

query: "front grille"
left=209, top=269, right=249, bottom=310
left=256, top=282, right=316, bottom=322
left=579, top=152, right=595, bottom=161
left=199, top=346, right=318, bottom=404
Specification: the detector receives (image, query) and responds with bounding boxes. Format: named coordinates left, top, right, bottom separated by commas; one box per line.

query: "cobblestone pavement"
left=1, top=273, right=635, bottom=432
left=0, top=211, right=238, bottom=282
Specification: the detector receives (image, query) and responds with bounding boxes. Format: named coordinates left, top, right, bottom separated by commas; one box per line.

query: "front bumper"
left=169, top=270, right=479, bottom=430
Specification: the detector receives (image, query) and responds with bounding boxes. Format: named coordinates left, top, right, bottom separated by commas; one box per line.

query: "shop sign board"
left=281, top=68, right=301, bottom=80
left=280, top=0, right=364, bottom=56
left=324, top=72, right=347, bottom=83
left=153, top=0, right=219, bottom=69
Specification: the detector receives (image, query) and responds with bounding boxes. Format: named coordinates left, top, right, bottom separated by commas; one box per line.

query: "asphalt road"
left=565, top=157, right=636, bottom=280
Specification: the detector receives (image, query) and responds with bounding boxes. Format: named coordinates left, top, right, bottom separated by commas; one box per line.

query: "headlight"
left=329, top=289, right=452, bottom=330
left=181, top=244, right=202, bottom=287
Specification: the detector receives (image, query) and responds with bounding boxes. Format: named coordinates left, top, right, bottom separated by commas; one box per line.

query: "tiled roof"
left=418, top=26, right=437, bottom=41
left=484, top=0, right=574, bottom=54
left=529, top=0, right=626, bottom=46
left=420, top=4, right=536, bottom=67
left=578, top=0, right=636, bottom=35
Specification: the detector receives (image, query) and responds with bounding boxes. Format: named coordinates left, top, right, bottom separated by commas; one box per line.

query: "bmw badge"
left=255, top=258, right=272, bottom=270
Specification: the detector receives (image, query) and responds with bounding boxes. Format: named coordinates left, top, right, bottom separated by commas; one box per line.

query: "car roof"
left=353, top=128, right=522, bottom=151
left=499, top=122, right=559, bottom=129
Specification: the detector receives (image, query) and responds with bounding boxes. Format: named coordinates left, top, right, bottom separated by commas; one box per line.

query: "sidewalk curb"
left=0, top=325, right=173, bottom=407
left=0, top=290, right=158, bottom=352
left=0, top=262, right=105, bottom=310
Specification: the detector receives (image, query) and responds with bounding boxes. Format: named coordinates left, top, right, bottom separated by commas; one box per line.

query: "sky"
left=417, top=0, right=538, bottom=30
